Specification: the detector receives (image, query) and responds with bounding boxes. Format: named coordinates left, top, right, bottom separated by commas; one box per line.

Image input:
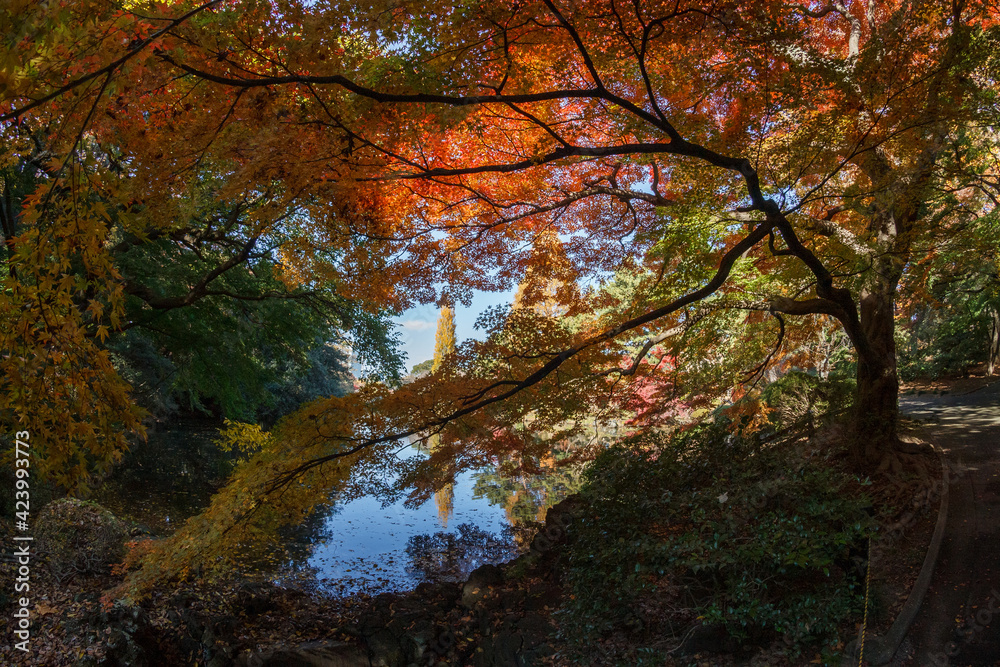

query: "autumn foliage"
left=1, top=0, right=998, bottom=595
left=431, top=304, right=456, bottom=374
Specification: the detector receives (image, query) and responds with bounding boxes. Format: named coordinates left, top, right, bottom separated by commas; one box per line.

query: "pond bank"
left=5, top=378, right=952, bottom=666
left=3, top=444, right=941, bottom=667
left=0, top=496, right=583, bottom=667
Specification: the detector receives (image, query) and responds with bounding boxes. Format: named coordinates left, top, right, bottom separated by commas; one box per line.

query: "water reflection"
left=405, top=523, right=519, bottom=583
left=93, top=418, right=237, bottom=535
left=96, top=420, right=582, bottom=596
left=284, top=445, right=586, bottom=595
left=291, top=444, right=518, bottom=595
left=473, top=454, right=585, bottom=529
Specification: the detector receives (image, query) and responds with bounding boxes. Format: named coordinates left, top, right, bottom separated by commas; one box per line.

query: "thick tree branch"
left=768, top=295, right=848, bottom=319
left=263, top=217, right=777, bottom=493
left=124, top=234, right=260, bottom=310
left=772, top=218, right=870, bottom=361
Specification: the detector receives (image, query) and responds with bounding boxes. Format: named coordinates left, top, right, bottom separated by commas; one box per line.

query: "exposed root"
left=865, top=436, right=940, bottom=517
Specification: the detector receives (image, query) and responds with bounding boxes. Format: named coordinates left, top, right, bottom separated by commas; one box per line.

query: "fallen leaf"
left=36, top=602, right=59, bottom=615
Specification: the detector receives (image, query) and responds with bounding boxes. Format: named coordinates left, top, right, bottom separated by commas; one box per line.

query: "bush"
left=760, top=371, right=854, bottom=429
left=36, top=498, right=129, bottom=582
left=559, top=416, right=872, bottom=655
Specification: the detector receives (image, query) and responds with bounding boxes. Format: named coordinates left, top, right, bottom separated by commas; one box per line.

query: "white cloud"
left=400, top=319, right=435, bottom=332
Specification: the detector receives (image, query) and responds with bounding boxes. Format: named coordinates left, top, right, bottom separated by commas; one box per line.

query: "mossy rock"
left=36, top=498, right=128, bottom=581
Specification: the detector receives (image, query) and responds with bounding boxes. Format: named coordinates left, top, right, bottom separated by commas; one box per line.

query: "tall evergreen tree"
left=431, top=304, right=457, bottom=374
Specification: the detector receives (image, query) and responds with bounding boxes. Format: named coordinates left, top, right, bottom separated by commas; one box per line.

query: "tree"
left=897, top=211, right=1000, bottom=379
left=106, top=185, right=399, bottom=422
left=80, top=0, right=991, bottom=463
left=511, top=228, right=579, bottom=318
left=893, top=177, right=1000, bottom=379
left=0, top=130, right=400, bottom=484
left=411, top=359, right=434, bottom=375
left=431, top=303, right=456, bottom=374
left=1, top=0, right=998, bottom=594
left=429, top=303, right=457, bottom=524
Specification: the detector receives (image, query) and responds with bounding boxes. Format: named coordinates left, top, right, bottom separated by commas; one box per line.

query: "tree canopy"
left=1, top=0, right=998, bottom=594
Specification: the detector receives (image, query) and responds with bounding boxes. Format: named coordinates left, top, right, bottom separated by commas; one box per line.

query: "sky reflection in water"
left=296, top=444, right=518, bottom=596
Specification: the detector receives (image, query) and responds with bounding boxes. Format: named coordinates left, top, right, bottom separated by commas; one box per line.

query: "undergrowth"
left=557, top=379, right=872, bottom=661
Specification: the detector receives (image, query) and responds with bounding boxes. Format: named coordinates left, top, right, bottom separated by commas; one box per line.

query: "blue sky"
left=394, top=288, right=517, bottom=370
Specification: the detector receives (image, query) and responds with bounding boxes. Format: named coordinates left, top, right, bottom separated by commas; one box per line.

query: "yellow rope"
left=858, top=535, right=872, bottom=667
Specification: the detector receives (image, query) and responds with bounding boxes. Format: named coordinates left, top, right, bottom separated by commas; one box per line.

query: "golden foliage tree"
left=512, top=228, right=579, bottom=318
left=431, top=304, right=456, bottom=374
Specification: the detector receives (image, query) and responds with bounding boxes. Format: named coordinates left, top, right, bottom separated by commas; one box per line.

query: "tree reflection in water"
left=405, top=523, right=519, bottom=583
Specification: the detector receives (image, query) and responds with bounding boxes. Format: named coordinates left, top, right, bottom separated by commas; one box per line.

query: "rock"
left=36, top=498, right=129, bottom=582
left=473, top=632, right=524, bottom=667
left=522, top=641, right=555, bottom=662
left=514, top=613, right=550, bottom=636
left=207, top=654, right=234, bottom=667
left=158, top=595, right=240, bottom=666
left=462, top=564, right=504, bottom=608
left=527, top=498, right=584, bottom=560
left=76, top=603, right=159, bottom=667
left=543, top=495, right=584, bottom=525
left=235, top=582, right=278, bottom=616
left=365, top=628, right=408, bottom=667
left=499, top=589, right=526, bottom=610
left=212, top=615, right=238, bottom=645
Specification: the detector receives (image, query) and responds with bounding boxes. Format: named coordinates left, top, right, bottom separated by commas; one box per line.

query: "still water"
left=95, top=418, right=581, bottom=595
left=297, top=445, right=519, bottom=595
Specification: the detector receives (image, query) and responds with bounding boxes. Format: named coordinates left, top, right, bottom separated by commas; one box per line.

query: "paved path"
left=895, top=380, right=1000, bottom=666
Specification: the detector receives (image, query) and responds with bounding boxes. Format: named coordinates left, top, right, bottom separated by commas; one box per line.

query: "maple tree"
left=1, top=0, right=402, bottom=485
left=2, top=0, right=999, bottom=593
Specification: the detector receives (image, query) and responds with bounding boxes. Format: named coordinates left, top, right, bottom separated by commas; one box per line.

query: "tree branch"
left=124, top=234, right=260, bottom=310
left=262, top=217, right=777, bottom=493
left=0, top=0, right=224, bottom=123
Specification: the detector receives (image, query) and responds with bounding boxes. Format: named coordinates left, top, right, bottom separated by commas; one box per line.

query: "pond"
left=94, top=418, right=584, bottom=595
left=93, top=417, right=234, bottom=536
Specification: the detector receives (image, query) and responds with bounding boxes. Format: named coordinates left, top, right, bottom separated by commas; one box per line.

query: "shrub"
left=559, top=416, right=872, bottom=655
left=760, top=371, right=854, bottom=430
left=36, top=498, right=129, bottom=582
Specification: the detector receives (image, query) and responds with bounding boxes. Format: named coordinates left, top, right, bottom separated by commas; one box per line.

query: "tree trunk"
left=851, top=277, right=901, bottom=465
